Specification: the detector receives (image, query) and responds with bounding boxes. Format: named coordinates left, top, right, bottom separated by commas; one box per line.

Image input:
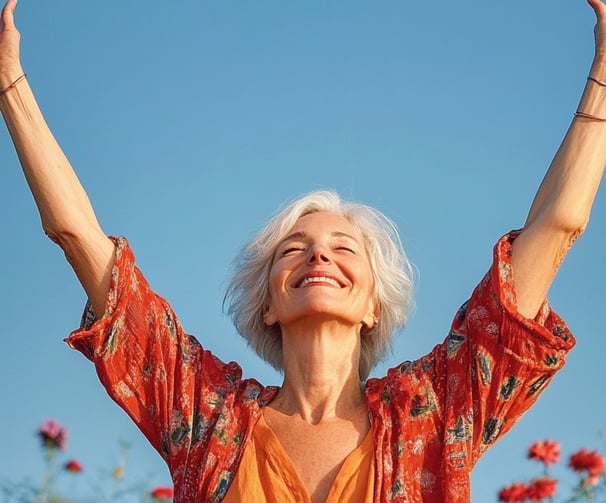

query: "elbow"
left=551, top=207, right=590, bottom=237
left=43, top=226, right=85, bottom=259
left=42, top=216, right=102, bottom=253
left=42, top=220, right=77, bottom=248
left=43, top=224, right=64, bottom=247
left=526, top=203, right=590, bottom=238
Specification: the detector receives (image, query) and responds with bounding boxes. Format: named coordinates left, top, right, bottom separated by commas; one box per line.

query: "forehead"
left=287, top=211, right=363, bottom=238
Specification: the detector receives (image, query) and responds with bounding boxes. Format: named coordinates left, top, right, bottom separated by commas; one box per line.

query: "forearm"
left=0, top=75, right=114, bottom=314
left=1, top=76, right=96, bottom=234
left=512, top=68, right=606, bottom=319
left=525, top=66, right=606, bottom=232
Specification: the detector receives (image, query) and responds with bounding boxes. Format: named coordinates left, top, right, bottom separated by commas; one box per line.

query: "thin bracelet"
left=574, top=110, right=606, bottom=121
left=588, top=75, right=606, bottom=87
left=0, top=73, right=27, bottom=97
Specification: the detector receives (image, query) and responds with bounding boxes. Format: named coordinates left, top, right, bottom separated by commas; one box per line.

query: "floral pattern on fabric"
left=66, top=231, right=574, bottom=502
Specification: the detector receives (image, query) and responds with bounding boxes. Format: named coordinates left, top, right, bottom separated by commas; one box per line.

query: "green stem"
left=36, top=448, right=58, bottom=503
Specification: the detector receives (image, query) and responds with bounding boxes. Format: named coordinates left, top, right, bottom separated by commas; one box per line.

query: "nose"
left=307, top=244, right=330, bottom=264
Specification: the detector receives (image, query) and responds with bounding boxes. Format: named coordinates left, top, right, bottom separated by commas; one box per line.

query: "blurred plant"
left=35, top=419, right=70, bottom=503
left=62, top=461, right=83, bottom=475
left=498, top=438, right=606, bottom=502
left=37, top=420, right=68, bottom=452
left=0, top=419, right=173, bottom=503
left=149, top=486, right=174, bottom=501
left=568, top=449, right=606, bottom=488
left=527, top=440, right=561, bottom=468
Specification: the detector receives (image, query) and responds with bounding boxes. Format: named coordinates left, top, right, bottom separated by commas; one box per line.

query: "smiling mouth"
left=297, top=276, right=342, bottom=288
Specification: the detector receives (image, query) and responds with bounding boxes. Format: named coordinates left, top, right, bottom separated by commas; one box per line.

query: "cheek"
left=263, top=274, right=280, bottom=324
left=366, top=272, right=379, bottom=308
left=361, top=264, right=376, bottom=291
left=267, top=265, right=291, bottom=306
left=267, top=268, right=281, bottom=297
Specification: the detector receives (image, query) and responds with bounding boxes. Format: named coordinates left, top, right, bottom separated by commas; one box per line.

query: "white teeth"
left=299, top=276, right=340, bottom=287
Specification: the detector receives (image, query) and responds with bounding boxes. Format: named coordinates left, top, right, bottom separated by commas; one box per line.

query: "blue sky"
left=1, top=1, right=604, bottom=501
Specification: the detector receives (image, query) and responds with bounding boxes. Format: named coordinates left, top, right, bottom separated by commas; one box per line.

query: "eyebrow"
left=277, top=230, right=360, bottom=248
left=279, top=231, right=306, bottom=246
left=331, top=231, right=359, bottom=242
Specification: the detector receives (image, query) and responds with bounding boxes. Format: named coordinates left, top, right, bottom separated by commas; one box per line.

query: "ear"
left=361, top=299, right=380, bottom=331
left=263, top=299, right=278, bottom=326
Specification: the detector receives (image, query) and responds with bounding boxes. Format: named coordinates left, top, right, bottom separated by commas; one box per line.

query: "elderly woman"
left=1, top=0, right=605, bottom=502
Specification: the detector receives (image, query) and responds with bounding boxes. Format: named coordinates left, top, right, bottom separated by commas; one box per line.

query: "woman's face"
left=264, top=211, right=378, bottom=332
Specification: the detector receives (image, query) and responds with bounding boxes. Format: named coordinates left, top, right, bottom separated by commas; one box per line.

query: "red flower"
left=150, top=486, right=174, bottom=500
left=525, top=477, right=558, bottom=502
left=37, top=419, right=68, bottom=451
left=498, top=482, right=528, bottom=503
left=569, top=448, right=606, bottom=477
left=64, top=459, right=83, bottom=473
left=527, top=439, right=560, bottom=466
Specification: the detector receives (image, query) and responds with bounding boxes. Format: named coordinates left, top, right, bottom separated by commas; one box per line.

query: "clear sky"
left=1, top=1, right=604, bottom=501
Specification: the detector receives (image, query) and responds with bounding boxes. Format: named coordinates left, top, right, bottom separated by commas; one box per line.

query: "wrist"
left=575, top=72, right=606, bottom=122
left=0, top=65, right=25, bottom=90
left=0, top=70, right=26, bottom=99
left=589, top=59, right=606, bottom=80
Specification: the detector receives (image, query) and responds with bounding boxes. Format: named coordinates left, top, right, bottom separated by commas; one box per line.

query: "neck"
left=272, top=322, right=365, bottom=425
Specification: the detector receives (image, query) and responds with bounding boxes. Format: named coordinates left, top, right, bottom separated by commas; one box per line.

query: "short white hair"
left=224, top=190, right=414, bottom=379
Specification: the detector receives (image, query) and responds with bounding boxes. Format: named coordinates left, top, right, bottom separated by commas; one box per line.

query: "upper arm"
left=510, top=223, right=582, bottom=319
left=54, top=229, right=116, bottom=318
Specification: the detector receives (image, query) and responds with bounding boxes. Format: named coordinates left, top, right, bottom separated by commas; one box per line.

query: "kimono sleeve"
left=442, top=230, right=575, bottom=465
left=361, top=231, right=576, bottom=500
left=65, top=237, right=251, bottom=473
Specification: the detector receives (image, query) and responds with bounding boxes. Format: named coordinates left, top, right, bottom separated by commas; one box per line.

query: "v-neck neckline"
left=256, top=413, right=374, bottom=503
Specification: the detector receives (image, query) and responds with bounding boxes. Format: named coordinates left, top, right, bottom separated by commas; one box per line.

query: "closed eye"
left=282, top=247, right=304, bottom=256
left=336, top=246, right=356, bottom=254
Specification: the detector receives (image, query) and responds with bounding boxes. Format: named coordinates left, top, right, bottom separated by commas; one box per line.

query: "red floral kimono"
left=66, top=231, right=575, bottom=502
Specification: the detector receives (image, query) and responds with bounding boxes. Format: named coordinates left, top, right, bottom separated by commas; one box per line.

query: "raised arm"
left=0, top=0, right=114, bottom=316
left=512, top=0, right=606, bottom=319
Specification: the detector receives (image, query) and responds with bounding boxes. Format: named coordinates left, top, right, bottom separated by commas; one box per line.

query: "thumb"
left=588, top=0, right=606, bottom=21
left=0, top=0, right=18, bottom=31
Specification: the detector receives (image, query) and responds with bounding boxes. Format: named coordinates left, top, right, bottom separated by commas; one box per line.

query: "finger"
left=587, top=0, right=606, bottom=20
left=0, top=0, right=17, bottom=30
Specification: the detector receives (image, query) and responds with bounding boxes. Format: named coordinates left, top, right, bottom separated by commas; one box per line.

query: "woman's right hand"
left=0, top=0, right=23, bottom=89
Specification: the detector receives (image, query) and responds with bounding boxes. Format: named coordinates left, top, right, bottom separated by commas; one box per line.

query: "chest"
left=263, top=410, right=370, bottom=503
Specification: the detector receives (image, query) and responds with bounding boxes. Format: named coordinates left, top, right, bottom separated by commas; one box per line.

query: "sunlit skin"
left=2, top=0, right=606, bottom=501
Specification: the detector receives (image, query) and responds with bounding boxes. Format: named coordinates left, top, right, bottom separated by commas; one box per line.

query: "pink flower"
left=569, top=449, right=606, bottom=478
left=527, top=439, right=560, bottom=466
left=64, top=459, right=83, bottom=473
left=150, top=486, right=174, bottom=500
left=37, top=419, right=68, bottom=451
left=525, top=477, right=558, bottom=502
left=498, top=482, right=528, bottom=503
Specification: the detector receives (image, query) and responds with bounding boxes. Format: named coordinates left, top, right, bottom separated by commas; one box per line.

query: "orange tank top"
left=222, top=414, right=375, bottom=502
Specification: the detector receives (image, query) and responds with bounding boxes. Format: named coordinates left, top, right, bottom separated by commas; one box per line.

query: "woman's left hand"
left=0, top=0, right=23, bottom=89
left=588, top=0, right=606, bottom=64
